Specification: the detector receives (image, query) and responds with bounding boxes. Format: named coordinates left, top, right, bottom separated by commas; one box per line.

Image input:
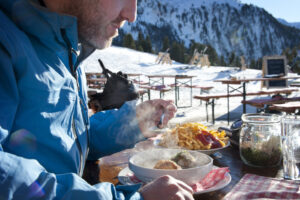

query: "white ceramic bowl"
left=128, top=148, right=213, bottom=185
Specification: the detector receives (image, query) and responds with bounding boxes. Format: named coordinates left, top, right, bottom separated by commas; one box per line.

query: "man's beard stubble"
left=63, top=1, right=113, bottom=50
left=77, top=13, right=112, bottom=50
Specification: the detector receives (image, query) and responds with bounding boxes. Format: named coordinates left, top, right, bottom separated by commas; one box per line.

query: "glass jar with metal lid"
left=239, top=113, right=282, bottom=167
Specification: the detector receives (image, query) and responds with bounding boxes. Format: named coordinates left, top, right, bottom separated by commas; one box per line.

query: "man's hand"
left=136, top=99, right=176, bottom=138
left=139, top=175, right=194, bottom=200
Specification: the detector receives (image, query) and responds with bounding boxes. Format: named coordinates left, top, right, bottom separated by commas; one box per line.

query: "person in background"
left=0, top=0, right=194, bottom=199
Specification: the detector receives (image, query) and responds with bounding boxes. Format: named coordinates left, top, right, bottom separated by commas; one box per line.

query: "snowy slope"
left=83, top=46, right=300, bottom=124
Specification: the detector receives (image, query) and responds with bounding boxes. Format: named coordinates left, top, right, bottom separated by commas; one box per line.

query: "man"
left=0, top=0, right=195, bottom=200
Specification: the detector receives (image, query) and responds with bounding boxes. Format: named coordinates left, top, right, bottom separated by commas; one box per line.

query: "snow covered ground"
left=83, top=46, right=300, bottom=128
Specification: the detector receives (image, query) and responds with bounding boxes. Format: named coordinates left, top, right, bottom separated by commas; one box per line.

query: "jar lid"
left=241, top=113, right=281, bottom=124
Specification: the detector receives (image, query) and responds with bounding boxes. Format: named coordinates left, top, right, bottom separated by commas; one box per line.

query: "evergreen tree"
left=123, top=33, right=136, bottom=50
left=179, top=42, right=185, bottom=63
left=170, top=41, right=185, bottom=63
left=220, top=56, right=227, bottom=66
left=143, top=35, right=153, bottom=53
left=206, top=45, right=219, bottom=66
left=188, top=40, right=206, bottom=56
left=137, top=32, right=144, bottom=48
left=292, top=47, right=300, bottom=73
left=283, top=47, right=300, bottom=73
left=136, top=45, right=143, bottom=51
left=249, top=59, right=256, bottom=69
left=184, top=53, right=190, bottom=64
left=234, top=57, right=241, bottom=68
left=170, top=42, right=181, bottom=63
left=228, top=52, right=236, bottom=67
left=187, top=41, right=220, bottom=66
left=248, top=58, right=262, bottom=70
left=162, top=36, right=170, bottom=52
left=256, top=58, right=263, bottom=70
left=283, top=48, right=293, bottom=66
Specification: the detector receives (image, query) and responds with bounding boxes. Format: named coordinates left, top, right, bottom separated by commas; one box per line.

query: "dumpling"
left=154, top=160, right=182, bottom=170
left=171, top=151, right=196, bottom=168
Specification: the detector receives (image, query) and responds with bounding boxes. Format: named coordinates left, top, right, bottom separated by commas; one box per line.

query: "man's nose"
left=121, top=0, right=137, bottom=22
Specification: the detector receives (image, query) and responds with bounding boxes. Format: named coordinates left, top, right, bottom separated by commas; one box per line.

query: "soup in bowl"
left=128, top=148, right=213, bottom=185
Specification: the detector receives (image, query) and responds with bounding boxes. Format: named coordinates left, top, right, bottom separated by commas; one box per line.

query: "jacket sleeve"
left=0, top=151, right=144, bottom=200
left=88, top=100, right=146, bottom=159
left=0, top=45, right=144, bottom=200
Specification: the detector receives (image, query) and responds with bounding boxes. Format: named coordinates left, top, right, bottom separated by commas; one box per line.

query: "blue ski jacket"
left=0, top=0, right=145, bottom=199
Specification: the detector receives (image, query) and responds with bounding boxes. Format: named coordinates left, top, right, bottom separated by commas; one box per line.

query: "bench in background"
left=193, top=88, right=298, bottom=124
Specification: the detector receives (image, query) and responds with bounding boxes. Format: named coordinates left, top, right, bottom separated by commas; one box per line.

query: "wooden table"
left=83, top=141, right=283, bottom=199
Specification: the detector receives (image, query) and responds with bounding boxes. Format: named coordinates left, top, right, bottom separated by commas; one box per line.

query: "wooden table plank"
left=194, top=146, right=281, bottom=200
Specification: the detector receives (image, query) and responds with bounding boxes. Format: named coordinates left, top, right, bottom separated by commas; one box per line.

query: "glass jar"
left=239, top=113, right=282, bottom=167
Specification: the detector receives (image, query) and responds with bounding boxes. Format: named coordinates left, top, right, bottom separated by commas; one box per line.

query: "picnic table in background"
left=147, top=74, right=196, bottom=108
left=194, top=88, right=298, bottom=124
left=214, top=76, right=300, bottom=112
left=212, top=76, right=300, bottom=123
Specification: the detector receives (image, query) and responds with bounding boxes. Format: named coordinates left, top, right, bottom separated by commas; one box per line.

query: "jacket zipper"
left=72, top=117, right=84, bottom=176
left=61, top=29, right=89, bottom=176
left=80, top=98, right=90, bottom=174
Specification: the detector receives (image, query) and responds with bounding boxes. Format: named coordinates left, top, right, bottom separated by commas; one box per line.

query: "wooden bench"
left=186, top=85, right=213, bottom=105
left=193, top=88, right=298, bottom=124
left=86, top=78, right=107, bottom=89
left=168, top=83, right=214, bottom=106
left=290, top=83, right=300, bottom=87
left=169, top=83, right=213, bottom=91
left=269, top=102, right=300, bottom=113
left=137, top=88, right=149, bottom=102
left=242, top=96, right=300, bottom=108
left=86, top=72, right=104, bottom=78
left=133, top=79, right=149, bottom=85
left=139, top=85, right=172, bottom=100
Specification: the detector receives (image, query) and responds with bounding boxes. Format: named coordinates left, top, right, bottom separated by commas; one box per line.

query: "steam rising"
left=115, top=100, right=145, bottom=145
left=115, top=100, right=163, bottom=146
left=131, top=149, right=211, bottom=169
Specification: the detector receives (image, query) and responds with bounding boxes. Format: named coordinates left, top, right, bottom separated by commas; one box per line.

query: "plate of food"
left=154, top=122, right=230, bottom=155
left=118, top=166, right=231, bottom=195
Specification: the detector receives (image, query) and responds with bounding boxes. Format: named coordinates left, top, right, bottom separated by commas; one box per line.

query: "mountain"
left=120, top=0, right=300, bottom=63
left=277, top=18, right=300, bottom=30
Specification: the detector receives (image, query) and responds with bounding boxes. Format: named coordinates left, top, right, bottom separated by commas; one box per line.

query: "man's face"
left=65, top=0, right=137, bottom=49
